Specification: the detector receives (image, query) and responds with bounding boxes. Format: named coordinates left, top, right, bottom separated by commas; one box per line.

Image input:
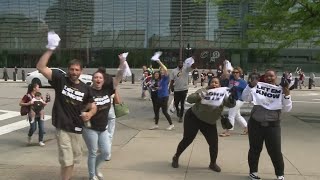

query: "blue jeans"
left=106, top=106, right=116, bottom=159
left=82, top=127, right=110, bottom=178
left=28, top=116, right=44, bottom=142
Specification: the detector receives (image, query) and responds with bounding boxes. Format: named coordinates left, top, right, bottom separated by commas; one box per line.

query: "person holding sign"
left=192, top=68, right=200, bottom=88
left=220, top=65, right=248, bottom=137
left=169, top=52, right=196, bottom=122
left=149, top=52, right=174, bottom=130
left=37, top=31, right=97, bottom=180
left=171, top=77, right=236, bottom=172
left=82, top=53, right=127, bottom=180
left=242, top=69, right=292, bottom=180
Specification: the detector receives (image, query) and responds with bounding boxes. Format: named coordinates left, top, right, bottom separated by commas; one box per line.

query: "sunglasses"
left=232, top=71, right=240, bottom=74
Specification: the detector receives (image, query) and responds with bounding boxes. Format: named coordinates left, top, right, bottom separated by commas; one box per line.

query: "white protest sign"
left=251, top=82, right=283, bottom=110
left=200, top=87, right=229, bottom=108
left=225, top=60, right=233, bottom=71
left=122, top=52, right=129, bottom=59
left=184, top=57, right=195, bottom=68
left=123, top=61, right=132, bottom=76
left=151, top=51, right=162, bottom=61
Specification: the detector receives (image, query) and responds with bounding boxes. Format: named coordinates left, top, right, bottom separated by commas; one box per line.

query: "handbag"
left=220, top=115, right=233, bottom=130
left=20, top=106, right=30, bottom=116
left=20, top=94, right=32, bottom=116
left=114, top=103, right=129, bottom=118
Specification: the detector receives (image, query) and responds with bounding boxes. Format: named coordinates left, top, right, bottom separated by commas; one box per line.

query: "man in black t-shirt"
left=206, top=69, right=214, bottom=86
left=200, top=70, right=206, bottom=87
left=192, top=68, right=199, bottom=88
left=37, top=32, right=97, bottom=180
left=216, top=65, right=223, bottom=78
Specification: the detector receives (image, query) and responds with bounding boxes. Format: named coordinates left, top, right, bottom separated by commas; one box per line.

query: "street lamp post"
left=186, top=43, right=192, bottom=57
left=179, top=0, right=183, bottom=61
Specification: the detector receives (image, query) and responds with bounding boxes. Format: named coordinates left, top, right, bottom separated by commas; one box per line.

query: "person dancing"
left=149, top=54, right=174, bottom=130
left=171, top=77, right=236, bottom=172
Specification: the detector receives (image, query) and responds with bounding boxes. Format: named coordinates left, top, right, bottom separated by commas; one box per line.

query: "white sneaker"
left=89, top=176, right=99, bottom=180
left=249, top=172, right=262, bottom=180
left=166, top=124, right=175, bottom=130
left=96, top=171, right=104, bottom=180
left=276, top=176, right=284, bottom=180
left=39, top=141, right=45, bottom=146
left=27, top=136, right=32, bottom=144
left=149, top=125, right=159, bottom=130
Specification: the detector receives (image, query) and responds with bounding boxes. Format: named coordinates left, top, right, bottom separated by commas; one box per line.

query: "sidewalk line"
left=0, top=115, right=51, bottom=135
left=184, top=140, right=196, bottom=180
left=282, top=154, right=303, bottom=176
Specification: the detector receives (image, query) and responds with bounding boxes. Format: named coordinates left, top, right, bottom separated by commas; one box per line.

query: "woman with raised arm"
left=82, top=54, right=127, bottom=180
left=149, top=58, right=174, bottom=130
left=220, top=61, right=248, bottom=137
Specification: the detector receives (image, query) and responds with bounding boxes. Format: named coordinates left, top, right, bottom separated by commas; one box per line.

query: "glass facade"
left=0, top=0, right=319, bottom=71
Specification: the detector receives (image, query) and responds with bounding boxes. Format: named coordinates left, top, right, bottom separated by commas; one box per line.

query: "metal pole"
left=86, top=38, right=89, bottom=66
left=179, top=0, right=183, bottom=61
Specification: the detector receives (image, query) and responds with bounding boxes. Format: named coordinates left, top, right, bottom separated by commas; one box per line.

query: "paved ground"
left=0, top=82, right=319, bottom=180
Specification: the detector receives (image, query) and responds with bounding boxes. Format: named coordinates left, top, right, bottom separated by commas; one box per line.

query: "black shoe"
left=249, top=173, right=261, bottom=180
left=178, top=118, right=183, bottom=123
left=209, top=163, right=221, bottom=172
left=171, top=155, right=179, bottom=168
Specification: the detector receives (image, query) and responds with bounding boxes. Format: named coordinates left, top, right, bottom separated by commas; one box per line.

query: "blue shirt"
left=157, top=75, right=169, bottom=98
left=228, top=75, right=247, bottom=100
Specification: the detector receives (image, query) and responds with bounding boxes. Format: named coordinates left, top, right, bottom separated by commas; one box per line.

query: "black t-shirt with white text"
left=201, top=72, right=206, bottom=80
left=216, top=69, right=223, bottom=78
left=90, top=87, right=114, bottom=132
left=192, top=70, right=199, bottom=80
left=49, top=70, right=94, bottom=134
left=207, top=72, right=214, bottom=80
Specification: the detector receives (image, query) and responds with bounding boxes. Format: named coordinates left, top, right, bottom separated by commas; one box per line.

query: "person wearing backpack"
left=19, top=82, right=47, bottom=146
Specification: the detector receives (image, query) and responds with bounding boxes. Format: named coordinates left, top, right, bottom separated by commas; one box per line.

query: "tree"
left=194, top=0, right=320, bottom=50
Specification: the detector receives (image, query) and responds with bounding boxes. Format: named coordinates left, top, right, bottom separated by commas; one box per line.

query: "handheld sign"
left=151, top=51, right=162, bottom=61
left=200, top=87, right=229, bottom=108
left=225, top=60, right=233, bottom=72
left=122, top=52, right=129, bottom=59
left=184, top=57, right=194, bottom=67
left=123, top=61, right=132, bottom=76
left=251, top=82, right=283, bottom=110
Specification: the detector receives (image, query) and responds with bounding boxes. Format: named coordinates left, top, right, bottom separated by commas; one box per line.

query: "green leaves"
left=194, top=0, right=320, bottom=49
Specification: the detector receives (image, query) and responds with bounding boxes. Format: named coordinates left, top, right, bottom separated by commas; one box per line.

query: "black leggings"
left=151, top=91, right=158, bottom=118
left=174, top=90, right=188, bottom=118
left=248, top=118, right=284, bottom=176
left=154, top=96, right=172, bottom=125
left=174, top=109, right=218, bottom=164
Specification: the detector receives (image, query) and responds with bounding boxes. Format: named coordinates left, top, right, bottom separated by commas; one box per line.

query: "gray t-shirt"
left=170, top=66, right=192, bottom=92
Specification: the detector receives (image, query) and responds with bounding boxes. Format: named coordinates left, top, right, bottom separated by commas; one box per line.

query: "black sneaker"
left=249, top=173, right=262, bottom=180
left=171, top=155, right=179, bottom=168
left=178, top=118, right=183, bottom=123
left=209, top=163, right=221, bottom=172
